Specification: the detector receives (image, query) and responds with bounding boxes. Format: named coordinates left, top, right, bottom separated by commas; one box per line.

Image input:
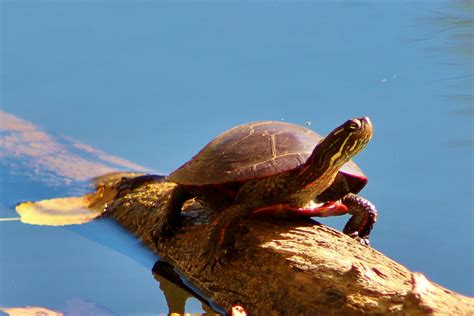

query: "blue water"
left=1, top=0, right=472, bottom=313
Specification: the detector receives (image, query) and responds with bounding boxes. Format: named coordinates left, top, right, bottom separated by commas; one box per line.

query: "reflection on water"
left=152, top=261, right=218, bottom=314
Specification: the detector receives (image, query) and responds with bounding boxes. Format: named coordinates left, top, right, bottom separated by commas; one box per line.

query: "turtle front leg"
left=151, top=184, right=191, bottom=245
left=341, top=193, right=378, bottom=245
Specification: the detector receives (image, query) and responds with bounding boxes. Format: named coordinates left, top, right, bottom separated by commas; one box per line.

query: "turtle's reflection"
left=152, top=260, right=220, bottom=315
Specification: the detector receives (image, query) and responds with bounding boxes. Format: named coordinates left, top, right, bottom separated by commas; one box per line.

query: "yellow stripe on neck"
left=328, top=135, right=351, bottom=168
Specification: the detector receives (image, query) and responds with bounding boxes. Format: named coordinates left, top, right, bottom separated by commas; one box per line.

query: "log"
left=99, top=174, right=474, bottom=315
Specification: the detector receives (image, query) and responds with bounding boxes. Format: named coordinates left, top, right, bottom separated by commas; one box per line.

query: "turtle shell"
left=169, top=121, right=367, bottom=193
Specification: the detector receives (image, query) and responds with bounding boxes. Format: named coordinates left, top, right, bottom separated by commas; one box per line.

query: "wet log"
left=100, top=175, right=474, bottom=315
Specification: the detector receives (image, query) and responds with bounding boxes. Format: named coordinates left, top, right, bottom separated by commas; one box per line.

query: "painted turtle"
left=154, top=117, right=377, bottom=261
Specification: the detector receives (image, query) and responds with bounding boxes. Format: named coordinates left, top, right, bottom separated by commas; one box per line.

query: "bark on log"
left=99, top=174, right=474, bottom=315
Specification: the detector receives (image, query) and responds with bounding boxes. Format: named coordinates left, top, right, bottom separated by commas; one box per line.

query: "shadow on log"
left=99, top=174, right=474, bottom=315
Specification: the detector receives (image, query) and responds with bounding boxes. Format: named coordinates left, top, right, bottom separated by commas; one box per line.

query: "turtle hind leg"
left=201, top=204, right=249, bottom=270
left=341, top=193, right=378, bottom=245
left=152, top=184, right=192, bottom=245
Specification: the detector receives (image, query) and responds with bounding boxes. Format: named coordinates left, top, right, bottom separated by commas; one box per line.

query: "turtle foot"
left=199, top=223, right=236, bottom=271
left=151, top=218, right=179, bottom=248
left=199, top=242, right=233, bottom=272
left=341, top=193, right=377, bottom=247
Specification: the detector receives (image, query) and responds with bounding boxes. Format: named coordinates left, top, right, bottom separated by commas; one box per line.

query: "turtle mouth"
left=360, top=117, right=372, bottom=131
left=361, top=117, right=373, bottom=140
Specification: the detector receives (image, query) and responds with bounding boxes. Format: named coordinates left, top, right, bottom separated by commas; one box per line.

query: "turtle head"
left=302, top=117, right=372, bottom=180
left=321, top=117, right=373, bottom=169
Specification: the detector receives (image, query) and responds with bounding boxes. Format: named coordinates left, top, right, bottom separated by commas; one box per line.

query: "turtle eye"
left=346, top=119, right=362, bottom=131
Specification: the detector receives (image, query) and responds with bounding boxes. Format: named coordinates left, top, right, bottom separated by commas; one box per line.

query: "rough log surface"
left=100, top=175, right=474, bottom=315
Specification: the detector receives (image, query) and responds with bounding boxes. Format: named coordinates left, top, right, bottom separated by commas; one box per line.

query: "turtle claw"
left=199, top=254, right=217, bottom=272
left=347, top=231, right=370, bottom=246
left=200, top=253, right=223, bottom=272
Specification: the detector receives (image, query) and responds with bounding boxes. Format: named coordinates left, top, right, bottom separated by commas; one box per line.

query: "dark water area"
left=1, top=1, right=473, bottom=314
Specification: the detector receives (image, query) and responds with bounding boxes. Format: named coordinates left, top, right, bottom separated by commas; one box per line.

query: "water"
left=1, top=1, right=472, bottom=313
